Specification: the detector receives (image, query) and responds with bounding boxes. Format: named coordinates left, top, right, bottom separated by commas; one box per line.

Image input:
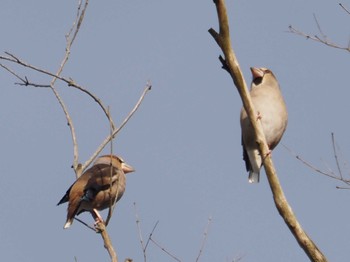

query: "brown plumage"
left=57, top=155, right=135, bottom=229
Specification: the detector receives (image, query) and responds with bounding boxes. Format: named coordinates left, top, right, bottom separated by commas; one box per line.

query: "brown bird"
left=240, top=67, right=288, bottom=183
left=57, top=155, right=135, bottom=228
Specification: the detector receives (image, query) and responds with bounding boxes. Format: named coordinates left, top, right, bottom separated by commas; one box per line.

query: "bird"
left=240, top=67, right=288, bottom=183
left=57, top=154, right=135, bottom=229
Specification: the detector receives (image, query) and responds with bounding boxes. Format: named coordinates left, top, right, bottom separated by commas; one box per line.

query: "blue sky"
left=1, top=1, right=350, bottom=261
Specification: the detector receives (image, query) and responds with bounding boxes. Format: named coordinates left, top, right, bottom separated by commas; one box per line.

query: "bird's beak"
left=121, top=162, right=135, bottom=174
left=250, top=67, right=264, bottom=79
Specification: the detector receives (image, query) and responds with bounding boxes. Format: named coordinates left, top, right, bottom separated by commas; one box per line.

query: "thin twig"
left=49, top=0, right=90, bottom=172
left=0, top=52, right=116, bottom=160
left=106, top=132, right=118, bottom=226
left=195, top=217, right=212, bottom=262
left=288, top=11, right=350, bottom=53
left=339, top=3, right=350, bottom=15
left=288, top=25, right=350, bottom=51
left=82, top=82, right=152, bottom=170
left=74, top=217, right=96, bottom=231
left=283, top=144, right=337, bottom=178
left=142, top=220, right=181, bottom=262
left=0, top=63, right=29, bottom=85
left=133, top=202, right=147, bottom=262
left=313, top=14, right=326, bottom=40
left=336, top=185, right=350, bottom=189
left=149, top=238, right=181, bottom=262
left=282, top=143, right=350, bottom=186
left=145, top=220, right=159, bottom=251
left=331, top=133, right=343, bottom=180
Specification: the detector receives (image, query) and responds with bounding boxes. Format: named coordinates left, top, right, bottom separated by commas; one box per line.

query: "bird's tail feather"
left=248, top=171, right=260, bottom=183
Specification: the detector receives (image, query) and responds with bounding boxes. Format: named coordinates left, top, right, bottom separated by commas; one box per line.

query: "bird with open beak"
left=57, top=155, right=135, bottom=228
left=240, top=67, right=288, bottom=183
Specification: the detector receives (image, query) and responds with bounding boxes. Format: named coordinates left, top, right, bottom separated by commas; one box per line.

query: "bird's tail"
left=247, top=149, right=262, bottom=183
left=63, top=219, right=73, bottom=229
left=248, top=171, right=260, bottom=183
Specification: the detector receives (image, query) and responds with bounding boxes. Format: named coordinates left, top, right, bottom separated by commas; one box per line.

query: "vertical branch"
left=133, top=202, right=148, bottom=262
left=106, top=112, right=118, bottom=226
left=195, top=217, right=212, bottom=262
left=48, top=0, right=90, bottom=177
left=331, top=133, right=343, bottom=180
left=209, top=0, right=327, bottom=261
left=95, top=223, right=118, bottom=262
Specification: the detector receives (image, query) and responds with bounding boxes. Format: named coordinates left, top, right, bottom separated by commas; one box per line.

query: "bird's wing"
left=242, top=135, right=251, bottom=172
left=57, top=184, right=73, bottom=205
left=83, top=164, right=120, bottom=192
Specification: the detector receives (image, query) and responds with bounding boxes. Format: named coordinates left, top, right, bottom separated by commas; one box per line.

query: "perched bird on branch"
left=240, top=67, right=288, bottom=183
left=57, top=154, right=135, bottom=228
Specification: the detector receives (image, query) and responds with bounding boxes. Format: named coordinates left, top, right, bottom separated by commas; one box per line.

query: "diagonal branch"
left=95, top=222, right=118, bottom=262
left=283, top=133, right=350, bottom=188
left=339, top=2, right=350, bottom=15
left=209, top=0, right=327, bottom=261
left=49, top=0, right=90, bottom=175
left=288, top=7, right=350, bottom=53
left=82, top=82, right=152, bottom=171
left=133, top=202, right=148, bottom=262
left=195, top=217, right=212, bottom=262
left=0, top=51, right=116, bottom=173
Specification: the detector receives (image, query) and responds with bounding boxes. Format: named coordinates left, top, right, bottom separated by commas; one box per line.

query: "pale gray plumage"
left=240, top=67, right=288, bottom=183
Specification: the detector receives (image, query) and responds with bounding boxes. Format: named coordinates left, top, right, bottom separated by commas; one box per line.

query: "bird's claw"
left=256, top=111, right=262, bottom=121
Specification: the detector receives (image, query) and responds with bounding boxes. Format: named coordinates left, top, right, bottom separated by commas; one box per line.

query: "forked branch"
left=0, top=1, right=151, bottom=262
left=288, top=6, right=350, bottom=52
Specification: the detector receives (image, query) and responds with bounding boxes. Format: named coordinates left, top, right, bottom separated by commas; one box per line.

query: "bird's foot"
left=93, top=208, right=104, bottom=221
left=256, top=111, right=262, bottom=121
left=91, top=209, right=105, bottom=228
left=262, top=149, right=272, bottom=162
left=92, top=209, right=106, bottom=232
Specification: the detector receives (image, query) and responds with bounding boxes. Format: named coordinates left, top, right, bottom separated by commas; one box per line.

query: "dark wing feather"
left=242, top=135, right=251, bottom=172
left=57, top=185, right=73, bottom=206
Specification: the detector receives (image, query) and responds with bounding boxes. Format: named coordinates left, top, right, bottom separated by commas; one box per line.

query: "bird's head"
left=250, top=67, right=277, bottom=87
left=95, top=155, right=135, bottom=174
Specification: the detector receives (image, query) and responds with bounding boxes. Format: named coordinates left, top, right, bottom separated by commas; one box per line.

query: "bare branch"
left=210, top=0, right=327, bottom=261
left=146, top=220, right=159, bottom=252
left=313, top=14, right=326, bottom=40
left=133, top=202, right=147, bottom=262
left=74, top=217, right=96, bottom=231
left=339, top=3, right=350, bottom=15
left=1, top=1, right=147, bottom=262
left=283, top=133, right=350, bottom=188
left=82, top=82, right=152, bottom=170
left=133, top=204, right=183, bottom=262
left=149, top=238, right=181, bottom=262
left=282, top=144, right=337, bottom=178
left=95, top=222, right=118, bottom=262
left=0, top=52, right=116, bottom=170
left=331, top=133, right=343, bottom=180
left=0, top=63, right=33, bottom=86
left=288, top=8, right=350, bottom=52
left=288, top=25, right=350, bottom=52
left=49, top=0, right=90, bottom=172
left=105, top=110, right=117, bottom=227
left=195, top=217, right=212, bottom=262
